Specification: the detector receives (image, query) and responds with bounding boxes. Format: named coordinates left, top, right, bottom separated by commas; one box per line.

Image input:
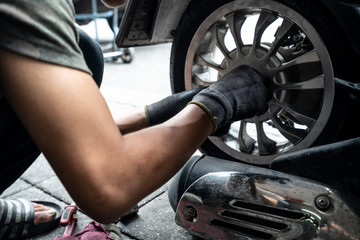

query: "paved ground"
left=1, top=43, right=201, bottom=239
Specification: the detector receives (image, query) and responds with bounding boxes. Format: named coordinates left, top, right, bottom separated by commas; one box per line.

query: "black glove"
left=145, top=87, right=205, bottom=126
left=189, top=65, right=269, bottom=133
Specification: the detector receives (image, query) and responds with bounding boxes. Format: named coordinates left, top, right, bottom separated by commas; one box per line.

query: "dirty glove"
left=145, top=87, right=205, bottom=126
left=189, top=65, right=269, bottom=133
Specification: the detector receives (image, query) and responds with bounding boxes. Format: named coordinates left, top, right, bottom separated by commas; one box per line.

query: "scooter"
left=168, top=135, right=360, bottom=239
left=116, top=0, right=360, bottom=166
left=113, top=0, right=360, bottom=238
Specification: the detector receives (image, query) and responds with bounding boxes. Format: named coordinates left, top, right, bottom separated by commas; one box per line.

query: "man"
left=0, top=0, right=269, bottom=239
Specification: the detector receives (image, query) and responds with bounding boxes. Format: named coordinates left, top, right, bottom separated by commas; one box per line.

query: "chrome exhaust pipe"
left=175, top=167, right=360, bottom=239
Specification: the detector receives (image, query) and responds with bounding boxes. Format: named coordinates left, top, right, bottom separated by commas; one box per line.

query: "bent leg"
left=0, top=101, right=40, bottom=193
left=0, top=31, right=104, bottom=193
left=79, top=28, right=104, bottom=88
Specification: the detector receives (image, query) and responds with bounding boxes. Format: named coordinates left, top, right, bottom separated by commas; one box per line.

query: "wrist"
left=144, top=105, right=151, bottom=126
left=187, top=101, right=217, bottom=133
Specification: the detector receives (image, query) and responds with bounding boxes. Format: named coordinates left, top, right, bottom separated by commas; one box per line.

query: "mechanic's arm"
left=100, top=0, right=127, bottom=8
left=0, top=49, right=268, bottom=224
left=0, top=49, right=212, bottom=224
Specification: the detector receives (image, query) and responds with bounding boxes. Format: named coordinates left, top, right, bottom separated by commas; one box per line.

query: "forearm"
left=115, top=109, right=148, bottom=134
left=87, top=105, right=212, bottom=223
left=122, top=105, right=212, bottom=194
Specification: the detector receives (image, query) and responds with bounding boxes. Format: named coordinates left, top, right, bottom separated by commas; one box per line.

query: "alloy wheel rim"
left=184, top=0, right=334, bottom=164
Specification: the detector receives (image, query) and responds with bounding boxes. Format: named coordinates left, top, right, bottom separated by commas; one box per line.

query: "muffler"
left=174, top=159, right=360, bottom=239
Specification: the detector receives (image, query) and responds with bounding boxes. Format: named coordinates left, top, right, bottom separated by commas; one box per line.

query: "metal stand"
left=75, top=0, right=133, bottom=63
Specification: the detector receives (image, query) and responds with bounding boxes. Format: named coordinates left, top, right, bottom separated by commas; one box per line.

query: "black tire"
left=170, top=0, right=357, bottom=165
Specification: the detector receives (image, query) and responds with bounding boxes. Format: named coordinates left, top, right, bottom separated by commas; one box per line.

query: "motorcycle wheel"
left=170, top=0, right=355, bottom=165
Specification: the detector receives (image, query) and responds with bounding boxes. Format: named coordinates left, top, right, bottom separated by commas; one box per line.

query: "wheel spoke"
left=274, top=74, right=324, bottom=91
left=225, top=12, right=246, bottom=57
left=195, top=53, right=223, bottom=72
left=269, top=114, right=307, bottom=144
left=238, top=121, right=255, bottom=153
left=193, top=74, right=214, bottom=86
left=256, top=119, right=276, bottom=155
left=251, top=11, right=278, bottom=56
left=269, top=49, right=320, bottom=74
left=264, top=18, right=294, bottom=62
left=271, top=101, right=317, bottom=128
left=210, top=24, right=231, bottom=60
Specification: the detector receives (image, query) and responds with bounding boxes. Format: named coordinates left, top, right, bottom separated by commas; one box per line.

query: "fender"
left=320, top=0, right=360, bottom=55
left=116, top=0, right=360, bottom=57
left=116, top=0, right=190, bottom=47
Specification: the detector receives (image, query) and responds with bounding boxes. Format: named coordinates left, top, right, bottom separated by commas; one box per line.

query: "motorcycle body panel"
left=175, top=170, right=360, bottom=240
left=116, top=0, right=360, bottom=56
left=171, top=155, right=360, bottom=240
left=115, top=0, right=191, bottom=46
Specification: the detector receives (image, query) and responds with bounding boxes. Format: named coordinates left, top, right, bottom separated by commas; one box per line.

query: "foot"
left=33, top=202, right=57, bottom=224
left=0, top=199, right=61, bottom=240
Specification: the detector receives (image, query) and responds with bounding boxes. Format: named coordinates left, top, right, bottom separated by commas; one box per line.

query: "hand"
left=145, top=87, right=205, bottom=126
left=189, top=65, right=269, bottom=132
left=211, top=123, right=231, bottom=137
